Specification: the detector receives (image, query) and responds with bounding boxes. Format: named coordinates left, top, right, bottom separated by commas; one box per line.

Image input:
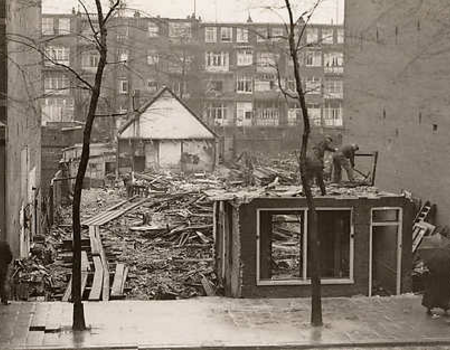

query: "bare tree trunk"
left=284, top=0, right=322, bottom=327
left=72, top=0, right=118, bottom=331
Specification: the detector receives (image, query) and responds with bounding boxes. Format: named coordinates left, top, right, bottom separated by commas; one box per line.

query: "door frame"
left=369, top=207, right=403, bottom=296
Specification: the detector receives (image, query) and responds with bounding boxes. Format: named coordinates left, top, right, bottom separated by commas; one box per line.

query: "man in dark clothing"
left=305, top=135, right=336, bottom=195
left=0, top=240, right=13, bottom=305
left=332, top=144, right=359, bottom=183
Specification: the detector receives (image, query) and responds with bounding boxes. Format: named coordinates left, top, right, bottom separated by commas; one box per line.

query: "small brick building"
left=209, top=188, right=414, bottom=298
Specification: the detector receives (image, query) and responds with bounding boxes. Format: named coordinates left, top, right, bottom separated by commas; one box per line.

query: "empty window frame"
left=370, top=208, right=402, bottom=296
left=44, top=46, right=70, bottom=66
left=323, top=102, right=343, bottom=127
left=42, top=17, right=54, bottom=35
left=58, top=18, right=71, bottom=34
left=236, top=75, right=253, bottom=93
left=148, top=21, right=159, bottom=37
left=307, top=103, right=322, bottom=126
left=118, top=48, right=129, bottom=62
left=324, top=80, right=343, bottom=98
left=306, top=27, right=319, bottom=44
left=236, top=102, right=252, bottom=126
left=118, top=79, right=128, bottom=94
left=236, top=27, right=248, bottom=43
left=205, top=102, right=228, bottom=126
left=305, top=50, right=322, bottom=67
left=305, top=76, right=322, bottom=94
left=205, top=27, right=217, bottom=43
left=220, top=27, right=232, bottom=42
left=236, top=49, right=253, bottom=66
left=205, top=51, right=229, bottom=71
left=81, top=51, right=99, bottom=70
left=44, top=73, right=70, bottom=94
left=322, top=28, right=334, bottom=44
left=257, top=208, right=353, bottom=285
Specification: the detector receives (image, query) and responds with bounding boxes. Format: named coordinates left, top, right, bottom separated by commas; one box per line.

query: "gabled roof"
left=117, top=87, right=217, bottom=140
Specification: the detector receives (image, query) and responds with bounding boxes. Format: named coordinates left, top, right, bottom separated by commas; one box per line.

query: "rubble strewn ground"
left=10, top=154, right=406, bottom=301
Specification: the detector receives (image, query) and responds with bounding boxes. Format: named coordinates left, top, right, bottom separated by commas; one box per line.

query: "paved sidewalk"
left=1, top=295, right=450, bottom=349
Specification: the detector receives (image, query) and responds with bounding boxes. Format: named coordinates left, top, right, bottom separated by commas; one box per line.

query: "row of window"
left=43, top=44, right=343, bottom=74
left=41, top=95, right=343, bottom=128
left=42, top=16, right=344, bottom=45
left=204, top=101, right=343, bottom=127
left=110, top=75, right=343, bottom=97
left=43, top=70, right=342, bottom=100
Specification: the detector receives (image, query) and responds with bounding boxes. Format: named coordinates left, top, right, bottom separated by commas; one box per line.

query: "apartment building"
left=41, top=12, right=344, bottom=157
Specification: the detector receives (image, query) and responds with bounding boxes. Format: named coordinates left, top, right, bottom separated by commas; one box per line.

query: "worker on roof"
left=304, top=135, right=337, bottom=196
left=332, top=143, right=359, bottom=183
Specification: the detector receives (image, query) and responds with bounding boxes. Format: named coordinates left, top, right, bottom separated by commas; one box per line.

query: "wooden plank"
left=121, top=266, right=128, bottom=295
left=111, top=263, right=125, bottom=297
left=80, top=250, right=89, bottom=298
left=201, top=275, right=215, bottom=296
left=89, top=226, right=100, bottom=255
left=61, top=250, right=89, bottom=302
left=95, top=198, right=150, bottom=226
left=61, top=276, right=72, bottom=302
left=88, top=256, right=104, bottom=301
left=82, top=197, right=136, bottom=225
left=97, top=228, right=110, bottom=301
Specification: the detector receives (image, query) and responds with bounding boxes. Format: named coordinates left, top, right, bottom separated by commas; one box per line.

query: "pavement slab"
left=1, top=295, right=450, bottom=349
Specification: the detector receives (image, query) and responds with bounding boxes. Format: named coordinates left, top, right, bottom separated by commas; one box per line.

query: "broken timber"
left=62, top=250, right=89, bottom=302
left=111, top=263, right=129, bottom=299
left=88, top=226, right=110, bottom=301
left=82, top=197, right=147, bottom=226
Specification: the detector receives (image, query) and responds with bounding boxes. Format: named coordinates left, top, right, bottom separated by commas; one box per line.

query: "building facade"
left=0, top=0, right=42, bottom=257
left=41, top=12, right=344, bottom=159
left=344, top=0, right=450, bottom=226
left=212, top=193, right=413, bottom=298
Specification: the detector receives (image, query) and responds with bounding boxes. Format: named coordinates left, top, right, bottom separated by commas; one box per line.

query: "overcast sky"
left=43, top=0, right=344, bottom=24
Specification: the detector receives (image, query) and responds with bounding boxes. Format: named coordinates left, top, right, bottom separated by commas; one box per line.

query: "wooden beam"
left=111, top=263, right=125, bottom=297
left=88, top=255, right=104, bottom=301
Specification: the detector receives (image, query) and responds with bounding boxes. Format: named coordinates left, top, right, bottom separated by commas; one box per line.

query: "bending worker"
left=332, top=143, right=359, bottom=183
left=305, top=135, right=336, bottom=195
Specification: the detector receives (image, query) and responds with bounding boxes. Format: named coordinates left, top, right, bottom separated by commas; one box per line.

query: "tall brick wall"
left=216, top=125, right=343, bottom=161
left=344, top=0, right=450, bottom=226
left=6, top=0, right=42, bottom=255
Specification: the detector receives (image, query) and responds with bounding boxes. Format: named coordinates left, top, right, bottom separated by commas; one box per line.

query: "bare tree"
left=68, top=0, right=121, bottom=331
left=262, top=0, right=324, bottom=326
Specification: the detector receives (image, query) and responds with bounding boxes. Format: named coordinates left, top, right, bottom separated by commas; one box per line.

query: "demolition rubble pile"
left=12, top=153, right=384, bottom=301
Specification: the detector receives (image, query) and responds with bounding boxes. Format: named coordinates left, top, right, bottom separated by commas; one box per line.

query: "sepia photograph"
left=0, top=0, right=449, bottom=349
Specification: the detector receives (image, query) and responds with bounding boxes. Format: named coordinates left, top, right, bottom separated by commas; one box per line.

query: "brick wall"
left=216, top=126, right=343, bottom=161
left=344, top=0, right=450, bottom=226
left=6, top=0, right=42, bottom=256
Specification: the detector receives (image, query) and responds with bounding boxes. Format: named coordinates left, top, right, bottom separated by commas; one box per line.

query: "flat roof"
left=204, top=184, right=402, bottom=202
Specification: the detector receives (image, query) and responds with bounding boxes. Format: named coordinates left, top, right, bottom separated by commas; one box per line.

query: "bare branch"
left=104, top=0, right=122, bottom=24
left=78, top=0, right=102, bottom=48
left=7, top=34, right=94, bottom=90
